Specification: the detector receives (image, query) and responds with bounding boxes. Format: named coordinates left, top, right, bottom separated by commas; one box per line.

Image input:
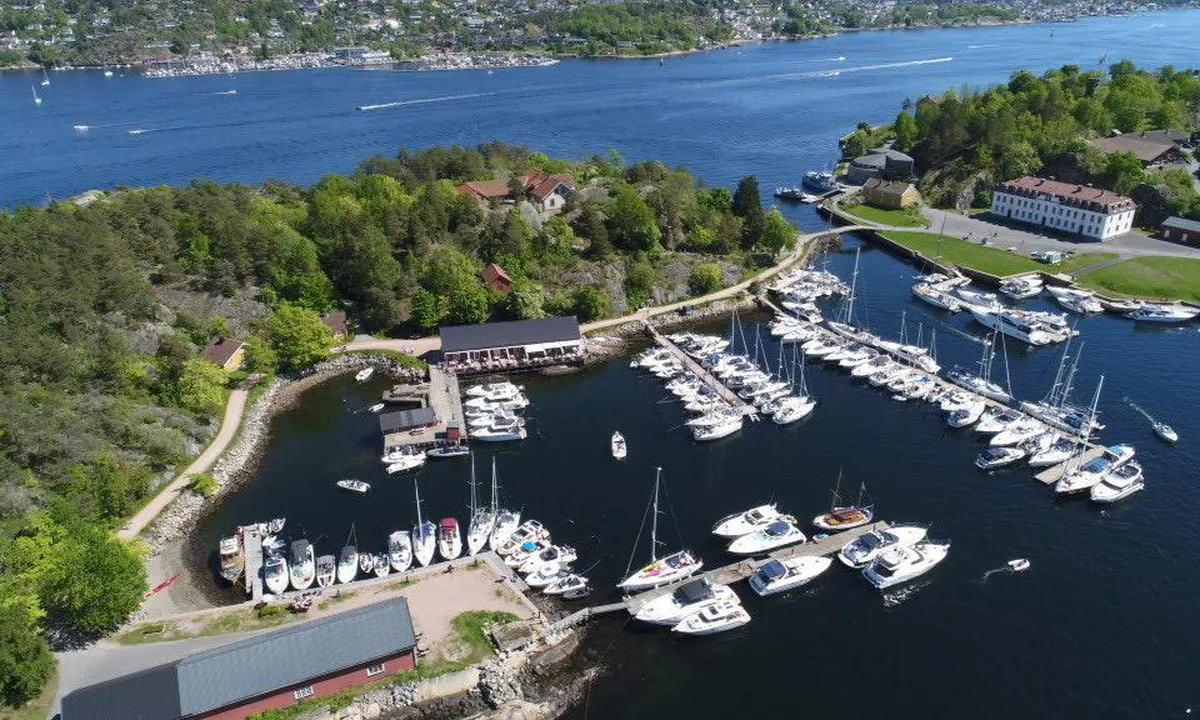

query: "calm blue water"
left=3, top=10, right=1200, bottom=213
left=11, top=11, right=1200, bottom=716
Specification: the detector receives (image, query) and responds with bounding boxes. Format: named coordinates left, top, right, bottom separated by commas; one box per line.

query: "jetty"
left=1033, top=446, right=1104, bottom=485
left=379, top=365, right=467, bottom=451
left=244, top=528, right=264, bottom=603
left=643, top=320, right=758, bottom=420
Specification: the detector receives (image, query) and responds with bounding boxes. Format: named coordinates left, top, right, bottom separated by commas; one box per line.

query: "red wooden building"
left=62, top=598, right=417, bottom=719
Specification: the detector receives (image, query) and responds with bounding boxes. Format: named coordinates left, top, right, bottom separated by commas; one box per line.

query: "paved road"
left=118, top=389, right=248, bottom=541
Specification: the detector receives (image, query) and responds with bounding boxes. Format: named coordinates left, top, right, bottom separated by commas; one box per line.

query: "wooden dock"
left=243, top=529, right=264, bottom=603
left=1034, top=445, right=1104, bottom=485
left=624, top=521, right=890, bottom=614
left=644, top=321, right=758, bottom=420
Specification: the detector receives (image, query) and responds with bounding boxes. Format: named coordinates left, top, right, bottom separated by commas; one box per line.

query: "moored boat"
left=263, top=553, right=289, bottom=595
left=315, top=555, right=336, bottom=588
left=711, top=504, right=781, bottom=538
left=219, top=533, right=245, bottom=583
left=838, top=525, right=929, bottom=568
left=337, top=544, right=358, bottom=584
left=748, top=556, right=832, bottom=596
left=813, top=476, right=873, bottom=531
left=388, top=530, right=412, bottom=572
left=632, top=578, right=737, bottom=625
left=1089, top=461, right=1145, bottom=503
left=437, top=517, right=462, bottom=561
left=862, top=541, right=949, bottom=589
left=288, top=539, right=315, bottom=591
left=726, top=518, right=806, bottom=555
left=672, top=601, right=751, bottom=636
left=619, top=468, right=703, bottom=592
left=355, top=367, right=375, bottom=382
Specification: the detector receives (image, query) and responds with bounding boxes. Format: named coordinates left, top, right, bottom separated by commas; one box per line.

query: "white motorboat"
left=1128, top=304, right=1198, bottom=323
left=975, top=446, right=1025, bottom=470
left=544, top=574, right=590, bottom=597
left=1055, top=444, right=1136, bottom=495
left=315, top=555, right=336, bottom=588
left=1153, top=421, right=1179, bottom=444
left=355, top=367, right=375, bottom=382
left=466, top=381, right=524, bottom=401
left=372, top=555, right=390, bottom=578
left=990, top=418, right=1046, bottom=447
left=863, top=542, right=950, bottom=589
left=1052, top=290, right=1104, bottom=314
left=412, top=478, right=436, bottom=566
left=473, top=420, right=528, bottom=442
left=672, top=601, right=751, bottom=636
left=619, top=468, right=703, bottom=592
left=437, top=517, right=462, bottom=561
left=526, top=566, right=571, bottom=588
left=497, top=519, right=548, bottom=556
left=385, top=454, right=426, bottom=474
left=336, top=478, right=371, bottom=493
left=692, top=416, right=742, bottom=441
left=727, top=518, right=806, bottom=555
left=812, top=476, right=873, bottom=531
left=851, top=355, right=893, bottom=379
left=359, top=552, right=375, bottom=575
left=368, top=403, right=385, bottom=413
left=288, top=540, right=315, bottom=591
left=838, top=525, right=929, bottom=568
left=947, top=398, right=986, bottom=428
left=711, top=504, right=781, bottom=538
left=219, top=534, right=245, bottom=583
left=611, top=431, right=627, bottom=459
left=1090, top=461, right=1145, bottom=503
left=969, top=308, right=1055, bottom=346
left=748, top=556, right=832, bottom=596
left=263, top=553, right=290, bottom=595
left=632, top=578, right=738, bottom=625
left=1028, top=438, right=1082, bottom=467
left=1099, top=297, right=1143, bottom=313
left=869, top=365, right=904, bottom=388
left=337, top=544, right=358, bottom=584
left=999, top=275, right=1043, bottom=300
left=518, top=545, right=577, bottom=574
left=956, top=287, right=1006, bottom=312
left=388, top=531, right=412, bottom=572
left=505, top=538, right=551, bottom=567
left=975, top=407, right=1023, bottom=434
left=912, top=283, right=961, bottom=312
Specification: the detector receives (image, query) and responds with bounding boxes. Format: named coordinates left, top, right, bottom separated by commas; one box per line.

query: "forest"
left=532, top=1, right=735, bottom=55
left=0, top=142, right=791, bottom=710
left=844, top=61, right=1200, bottom=223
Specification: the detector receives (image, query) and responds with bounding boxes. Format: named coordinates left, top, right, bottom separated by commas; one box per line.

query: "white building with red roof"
left=991, top=176, right=1136, bottom=240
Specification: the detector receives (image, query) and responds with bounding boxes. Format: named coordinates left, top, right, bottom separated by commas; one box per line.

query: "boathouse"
left=61, top=599, right=417, bottom=720
left=440, top=316, right=583, bottom=374
left=1160, top=216, right=1200, bottom=245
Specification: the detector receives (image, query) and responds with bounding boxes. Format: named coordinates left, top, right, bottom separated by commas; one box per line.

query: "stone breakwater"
left=144, top=353, right=423, bottom=553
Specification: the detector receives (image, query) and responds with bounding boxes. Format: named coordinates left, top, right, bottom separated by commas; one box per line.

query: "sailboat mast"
left=414, top=479, right=423, bottom=527
left=468, top=452, right=477, bottom=516
left=650, top=467, right=661, bottom=562
left=490, top=456, right=498, bottom=513
left=1001, top=333, right=1014, bottom=396
left=846, top=246, right=860, bottom=323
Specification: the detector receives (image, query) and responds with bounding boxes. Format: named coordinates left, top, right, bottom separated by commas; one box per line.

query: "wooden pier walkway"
left=644, top=321, right=758, bottom=420
left=1033, top=445, right=1104, bottom=485
left=243, top=529, right=264, bottom=603
left=624, top=521, right=890, bottom=614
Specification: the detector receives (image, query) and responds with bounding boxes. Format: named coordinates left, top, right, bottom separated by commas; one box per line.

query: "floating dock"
left=243, top=529, right=264, bottom=603
left=643, top=321, right=758, bottom=420
left=1033, top=445, right=1105, bottom=485
left=624, top=521, right=890, bottom=614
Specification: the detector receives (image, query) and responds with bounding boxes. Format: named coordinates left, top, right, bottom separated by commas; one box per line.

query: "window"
left=366, top=662, right=386, bottom=677
left=294, top=686, right=315, bottom=701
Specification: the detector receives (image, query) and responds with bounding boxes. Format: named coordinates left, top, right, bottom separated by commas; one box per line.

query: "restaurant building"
left=440, top=316, right=584, bottom=374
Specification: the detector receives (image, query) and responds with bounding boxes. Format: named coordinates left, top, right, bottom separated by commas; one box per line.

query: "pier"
left=243, top=528, right=264, bottom=603
left=643, top=320, right=758, bottom=420
left=1033, top=446, right=1104, bottom=485
left=380, top=365, right=467, bottom=450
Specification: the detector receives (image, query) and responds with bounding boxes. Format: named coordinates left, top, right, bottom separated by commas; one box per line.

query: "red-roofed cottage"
left=458, top=169, right=575, bottom=213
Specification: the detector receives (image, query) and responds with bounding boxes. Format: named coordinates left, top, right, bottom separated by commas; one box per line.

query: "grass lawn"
left=1049, top=252, right=1119, bottom=276
left=841, top=203, right=930, bottom=228
left=1076, top=256, right=1200, bottom=302
left=881, top=231, right=1043, bottom=277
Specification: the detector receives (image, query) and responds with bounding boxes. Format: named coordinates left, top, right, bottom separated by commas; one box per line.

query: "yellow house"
left=201, top=338, right=245, bottom=372
left=861, top=177, right=920, bottom=210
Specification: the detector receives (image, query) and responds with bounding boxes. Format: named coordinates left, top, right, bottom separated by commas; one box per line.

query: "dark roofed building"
left=62, top=598, right=418, bottom=720
left=1092, top=130, right=1188, bottom=166
left=321, top=310, right=349, bottom=340
left=379, top=407, right=437, bottom=434
left=201, top=338, right=245, bottom=372
left=441, top=317, right=584, bottom=375
left=1160, top=216, right=1200, bottom=245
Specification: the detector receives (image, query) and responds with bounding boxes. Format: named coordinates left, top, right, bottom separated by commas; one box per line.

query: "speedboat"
left=518, top=545, right=577, bottom=574
left=672, top=601, right=751, bottom=636
left=912, top=283, right=961, bottom=312
left=990, top=418, right=1046, bottom=447
left=975, top=407, right=1023, bottom=434
left=727, top=519, right=806, bottom=555
left=437, top=518, right=462, bottom=561
left=505, top=538, right=551, bottom=567
left=611, top=431, right=627, bottom=459
left=288, top=540, right=315, bottom=590
left=1090, top=461, right=1145, bottom=503
left=999, top=275, right=1043, bottom=300
left=315, top=555, right=336, bottom=588
left=1048, top=286, right=1103, bottom=314
left=862, top=541, right=950, bottom=589
left=544, top=574, right=590, bottom=597
left=336, top=478, right=371, bottom=493
left=355, top=367, right=375, bottom=382
left=388, top=531, right=412, bottom=572
left=1055, top=445, right=1136, bottom=495
left=947, top=399, right=986, bottom=428
left=263, top=553, right=289, bottom=595
left=427, top=444, right=470, bottom=459
left=374, top=555, right=391, bottom=578
left=359, top=552, right=375, bottom=575
left=975, top=446, right=1025, bottom=470
left=619, top=550, right=704, bottom=592
left=633, top=578, right=737, bottom=625
left=712, top=504, right=781, bottom=538
left=1154, top=421, right=1179, bottom=444
left=748, top=556, right=832, bottom=596
left=1128, top=304, right=1198, bottom=323
left=412, top=520, right=436, bottom=567
left=496, top=519, right=547, bottom=556
left=337, top=544, right=358, bottom=584
left=1028, top=438, right=1082, bottom=468
left=488, top=509, right=522, bottom=551
left=526, top=566, right=571, bottom=588
left=385, top=455, right=426, bottom=474
left=838, top=525, right=929, bottom=568
left=956, top=287, right=1006, bottom=312
left=219, top=534, right=245, bottom=583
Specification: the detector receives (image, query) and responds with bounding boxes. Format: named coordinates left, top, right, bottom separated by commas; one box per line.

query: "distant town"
left=0, top=0, right=1188, bottom=74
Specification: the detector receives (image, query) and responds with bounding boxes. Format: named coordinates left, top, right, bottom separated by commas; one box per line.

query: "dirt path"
left=119, top=389, right=248, bottom=541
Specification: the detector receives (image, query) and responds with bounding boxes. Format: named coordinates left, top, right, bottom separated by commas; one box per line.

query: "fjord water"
left=195, top=236, right=1200, bottom=718
left=4, top=10, right=1200, bottom=210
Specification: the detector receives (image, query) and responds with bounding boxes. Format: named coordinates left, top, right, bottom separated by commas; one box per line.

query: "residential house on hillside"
left=321, top=310, right=349, bottom=341
left=201, top=337, right=245, bottom=372
left=480, top=263, right=513, bottom=294
left=860, top=177, right=920, bottom=209
left=1091, top=130, right=1189, bottom=169
left=459, top=169, right=575, bottom=213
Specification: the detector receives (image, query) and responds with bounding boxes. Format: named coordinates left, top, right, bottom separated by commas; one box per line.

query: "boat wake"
left=980, top=566, right=1014, bottom=583
left=357, top=91, right=497, bottom=111
left=788, top=57, right=953, bottom=80
left=966, top=44, right=998, bottom=49
left=211, top=89, right=238, bottom=95
left=882, top=580, right=929, bottom=608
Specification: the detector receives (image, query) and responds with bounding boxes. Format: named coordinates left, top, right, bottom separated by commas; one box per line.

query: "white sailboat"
left=466, top=454, right=494, bottom=556
left=487, top=457, right=520, bottom=551
left=412, top=478, right=436, bottom=566
left=337, top=525, right=359, bottom=584
left=618, top=467, right=703, bottom=592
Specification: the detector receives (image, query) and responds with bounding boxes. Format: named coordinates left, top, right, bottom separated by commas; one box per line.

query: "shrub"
left=190, top=473, right=219, bottom=497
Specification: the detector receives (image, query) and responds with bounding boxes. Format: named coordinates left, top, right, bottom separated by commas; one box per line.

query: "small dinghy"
left=336, top=478, right=370, bottom=493
left=359, top=552, right=375, bottom=575
left=368, top=403, right=385, bottom=413
left=1154, top=421, right=1179, bottom=444
left=355, top=367, right=375, bottom=382
left=1008, top=558, right=1031, bottom=572
left=611, top=431, right=627, bottom=459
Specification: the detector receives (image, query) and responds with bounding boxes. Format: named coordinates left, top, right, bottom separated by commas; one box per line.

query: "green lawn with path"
left=1051, top=252, right=1119, bottom=275
left=841, top=203, right=930, bottom=228
left=881, top=231, right=1043, bottom=276
left=1076, top=256, right=1200, bottom=302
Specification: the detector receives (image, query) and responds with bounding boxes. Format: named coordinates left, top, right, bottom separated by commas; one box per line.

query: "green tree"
left=267, top=303, right=335, bottom=372
left=1100, top=152, right=1148, bottom=195
left=571, top=286, right=610, bottom=321
left=732, top=176, right=766, bottom=249
left=176, top=358, right=226, bottom=415
left=504, top=279, right=545, bottom=320
left=1000, top=139, right=1043, bottom=179
left=757, top=209, right=796, bottom=256
left=688, top=263, right=724, bottom=295
left=624, top=261, right=657, bottom=308
left=410, top=288, right=446, bottom=332
left=0, top=601, right=53, bottom=708
left=242, top=335, right=278, bottom=373
left=39, top=524, right=146, bottom=635
left=893, top=111, right=918, bottom=152
left=606, top=185, right=661, bottom=252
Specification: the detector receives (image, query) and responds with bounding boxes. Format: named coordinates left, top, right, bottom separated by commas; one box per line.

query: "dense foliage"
left=863, top=62, right=1200, bottom=222
left=533, top=1, right=734, bottom=55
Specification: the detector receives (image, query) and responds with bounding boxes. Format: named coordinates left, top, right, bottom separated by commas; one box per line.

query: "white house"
left=991, top=176, right=1136, bottom=241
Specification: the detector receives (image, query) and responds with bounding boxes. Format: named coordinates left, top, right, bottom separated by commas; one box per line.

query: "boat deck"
left=623, top=521, right=890, bottom=614
left=643, top=321, right=758, bottom=420
left=1033, top=445, right=1105, bottom=485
